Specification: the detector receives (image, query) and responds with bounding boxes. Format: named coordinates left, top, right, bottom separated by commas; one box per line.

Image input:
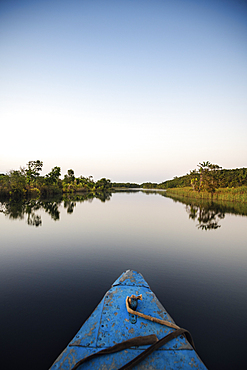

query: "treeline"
left=160, top=167, right=247, bottom=189
left=0, top=160, right=112, bottom=198
left=112, top=182, right=141, bottom=189
left=1, top=160, right=246, bottom=199
left=140, top=165, right=247, bottom=190
left=158, top=175, right=191, bottom=189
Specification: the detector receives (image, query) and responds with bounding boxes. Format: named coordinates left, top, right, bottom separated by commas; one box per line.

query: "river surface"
left=0, top=190, right=246, bottom=369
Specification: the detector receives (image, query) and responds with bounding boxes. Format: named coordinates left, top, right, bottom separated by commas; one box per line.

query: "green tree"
left=45, top=166, right=61, bottom=185
left=63, top=169, right=75, bottom=184
left=26, top=160, right=43, bottom=185
left=191, top=161, right=222, bottom=195
left=0, top=174, right=9, bottom=194
left=95, top=178, right=112, bottom=191
left=8, top=169, right=27, bottom=196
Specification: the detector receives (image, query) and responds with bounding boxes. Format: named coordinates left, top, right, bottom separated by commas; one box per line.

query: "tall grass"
left=165, top=186, right=247, bottom=203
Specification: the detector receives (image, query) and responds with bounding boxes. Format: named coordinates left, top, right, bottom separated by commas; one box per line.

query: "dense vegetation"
left=139, top=162, right=247, bottom=203
left=1, top=160, right=246, bottom=202
left=159, top=164, right=247, bottom=190
left=139, top=163, right=247, bottom=191
left=165, top=186, right=247, bottom=203
left=112, top=182, right=140, bottom=189
left=0, top=160, right=112, bottom=199
left=161, top=162, right=247, bottom=203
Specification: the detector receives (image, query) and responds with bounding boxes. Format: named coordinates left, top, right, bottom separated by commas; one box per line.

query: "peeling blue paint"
left=50, top=270, right=207, bottom=369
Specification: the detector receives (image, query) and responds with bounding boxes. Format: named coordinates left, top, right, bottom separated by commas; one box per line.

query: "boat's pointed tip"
left=112, top=270, right=150, bottom=288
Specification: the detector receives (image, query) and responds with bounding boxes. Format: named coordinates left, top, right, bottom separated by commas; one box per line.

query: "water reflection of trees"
left=163, top=191, right=247, bottom=230
left=115, top=189, right=234, bottom=230
left=3, top=189, right=245, bottom=230
left=0, top=191, right=112, bottom=227
left=0, top=198, right=62, bottom=226
left=185, top=203, right=225, bottom=230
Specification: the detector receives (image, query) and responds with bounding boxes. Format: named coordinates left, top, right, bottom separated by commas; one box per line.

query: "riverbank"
left=165, top=186, right=247, bottom=203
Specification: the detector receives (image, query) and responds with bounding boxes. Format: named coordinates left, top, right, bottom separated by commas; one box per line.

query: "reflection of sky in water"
left=1, top=192, right=246, bottom=266
left=0, top=192, right=247, bottom=369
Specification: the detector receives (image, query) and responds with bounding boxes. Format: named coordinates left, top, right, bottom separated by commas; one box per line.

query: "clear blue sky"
left=1, top=0, right=247, bottom=182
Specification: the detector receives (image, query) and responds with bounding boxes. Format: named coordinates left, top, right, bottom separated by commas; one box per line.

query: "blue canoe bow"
left=50, top=270, right=207, bottom=369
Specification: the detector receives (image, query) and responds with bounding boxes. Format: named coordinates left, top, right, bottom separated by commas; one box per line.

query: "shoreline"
left=165, top=186, right=247, bottom=203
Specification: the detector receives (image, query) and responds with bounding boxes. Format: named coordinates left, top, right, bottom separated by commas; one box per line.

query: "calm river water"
left=0, top=190, right=246, bottom=369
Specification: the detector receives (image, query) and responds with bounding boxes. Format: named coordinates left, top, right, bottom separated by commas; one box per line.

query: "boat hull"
left=50, top=270, right=207, bottom=369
